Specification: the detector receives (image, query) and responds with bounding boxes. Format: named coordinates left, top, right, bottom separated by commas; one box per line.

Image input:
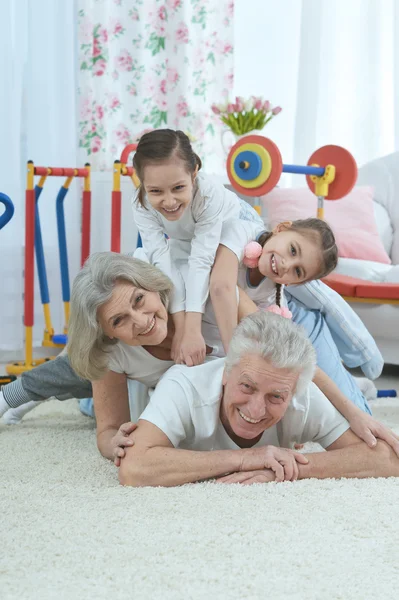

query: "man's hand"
left=241, top=445, right=309, bottom=482
left=111, top=422, right=137, bottom=466
left=179, top=330, right=206, bottom=367
left=348, top=411, right=399, bottom=457
left=216, top=469, right=276, bottom=485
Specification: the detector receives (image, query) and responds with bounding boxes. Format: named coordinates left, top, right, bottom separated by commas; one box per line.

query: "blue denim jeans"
left=288, top=297, right=372, bottom=415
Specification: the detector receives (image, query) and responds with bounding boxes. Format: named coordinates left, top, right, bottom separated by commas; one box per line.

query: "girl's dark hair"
left=257, top=218, right=338, bottom=307
left=133, top=129, right=202, bottom=207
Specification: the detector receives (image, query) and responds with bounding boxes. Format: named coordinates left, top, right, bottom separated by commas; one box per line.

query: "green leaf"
left=145, top=33, right=165, bottom=56
left=206, top=123, right=215, bottom=135
left=207, top=52, right=215, bottom=65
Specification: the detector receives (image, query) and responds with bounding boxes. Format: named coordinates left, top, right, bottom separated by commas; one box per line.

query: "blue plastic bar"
left=56, top=186, right=70, bottom=303
left=377, top=389, right=397, bottom=398
left=0, top=193, right=14, bottom=230
left=282, top=164, right=325, bottom=177
left=34, top=185, right=50, bottom=305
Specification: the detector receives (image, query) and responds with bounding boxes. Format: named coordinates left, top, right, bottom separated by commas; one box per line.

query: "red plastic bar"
left=111, top=190, right=121, bottom=253
left=81, top=190, right=91, bottom=266
left=34, top=166, right=89, bottom=177
left=123, top=166, right=134, bottom=176
left=120, top=143, right=137, bottom=165
left=24, top=188, right=35, bottom=326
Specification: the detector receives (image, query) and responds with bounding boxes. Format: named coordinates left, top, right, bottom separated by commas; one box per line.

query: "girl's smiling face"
left=257, top=223, right=323, bottom=285
left=142, top=159, right=197, bottom=221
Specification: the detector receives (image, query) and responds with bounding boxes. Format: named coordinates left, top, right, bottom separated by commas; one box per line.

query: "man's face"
left=221, top=354, right=299, bottom=443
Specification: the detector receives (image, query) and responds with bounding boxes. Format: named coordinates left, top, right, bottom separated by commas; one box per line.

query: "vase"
left=221, top=129, right=265, bottom=157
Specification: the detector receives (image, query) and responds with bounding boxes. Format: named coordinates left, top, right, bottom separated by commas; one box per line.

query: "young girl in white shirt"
left=132, top=128, right=263, bottom=367
left=210, top=217, right=338, bottom=353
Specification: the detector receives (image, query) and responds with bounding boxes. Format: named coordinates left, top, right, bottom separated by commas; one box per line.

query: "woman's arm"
left=209, top=245, right=240, bottom=354
left=93, top=370, right=131, bottom=460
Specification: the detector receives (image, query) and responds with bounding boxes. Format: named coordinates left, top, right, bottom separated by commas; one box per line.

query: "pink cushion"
left=261, top=186, right=391, bottom=264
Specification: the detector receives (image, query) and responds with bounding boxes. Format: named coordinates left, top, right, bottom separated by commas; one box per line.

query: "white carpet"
left=1, top=398, right=399, bottom=600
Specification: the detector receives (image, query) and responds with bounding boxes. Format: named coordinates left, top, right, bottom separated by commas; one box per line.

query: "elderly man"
left=118, top=312, right=399, bottom=487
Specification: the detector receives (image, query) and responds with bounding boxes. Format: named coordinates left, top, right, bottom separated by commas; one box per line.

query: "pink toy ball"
left=264, top=304, right=293, bottom=320
left=243, top=241, right=262, bottom=268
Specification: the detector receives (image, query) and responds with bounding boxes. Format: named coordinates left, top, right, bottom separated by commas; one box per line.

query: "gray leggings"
left=2, top=354, right=92, bottom=409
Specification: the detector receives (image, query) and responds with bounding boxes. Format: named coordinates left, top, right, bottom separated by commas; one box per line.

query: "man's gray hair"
left=225, top=311, right=316, bottom=396
left=67, top=252, right=173, bottom=381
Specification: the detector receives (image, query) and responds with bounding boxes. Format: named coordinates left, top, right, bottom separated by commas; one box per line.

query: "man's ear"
left=272, top=220, right=293, bottom=235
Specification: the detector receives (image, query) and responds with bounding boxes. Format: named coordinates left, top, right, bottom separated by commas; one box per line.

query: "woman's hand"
left=242, top=445, right=309, bottom=482
left=216, top=469, right=276, bottom=485
left=179, top=330, right=206, bottom=367
left=348, top=411, right=399, bottom=457
left=111, top=422, right=138, bottom=467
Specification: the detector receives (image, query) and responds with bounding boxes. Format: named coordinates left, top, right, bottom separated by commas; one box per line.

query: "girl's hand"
left=171, top=329, right=184, bottom=363
left=348, top=411, right=399, bottom=457
left=179, top=330, right=206, bottom=367
left=111, top=422, right=137, bottom=467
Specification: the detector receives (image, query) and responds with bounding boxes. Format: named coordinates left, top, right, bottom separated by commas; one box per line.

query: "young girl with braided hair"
left=211, top=217, right=338, bottom=353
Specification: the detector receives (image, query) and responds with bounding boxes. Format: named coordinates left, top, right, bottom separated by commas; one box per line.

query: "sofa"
left=331, top=151, right=399, bottom=366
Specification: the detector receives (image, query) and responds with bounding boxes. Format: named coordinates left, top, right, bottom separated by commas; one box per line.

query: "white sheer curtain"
left=0, top=0, right=80, bottom=355
left=234, top=0, right=399, bottom=184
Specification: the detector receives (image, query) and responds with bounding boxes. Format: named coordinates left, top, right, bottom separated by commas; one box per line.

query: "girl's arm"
left=178, top=183, right=233, bottom=366
left=210, top=245, right=239, bottom=354
left=313, top=367, right=399, bottom=456
left=93, top=370, right=131, bottom=460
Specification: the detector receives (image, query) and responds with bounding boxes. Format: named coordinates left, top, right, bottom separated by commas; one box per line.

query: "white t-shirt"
left=219, top=218, right=288, bottom=309
left=139, top=359, right=350, bottom=450
left=132, top=172, right=259, bottom=314
left=107, top=343, right=174, bottom=388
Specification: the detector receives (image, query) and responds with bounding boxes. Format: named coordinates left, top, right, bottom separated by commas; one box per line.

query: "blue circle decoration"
left=233, top=151, right=262, bottom=181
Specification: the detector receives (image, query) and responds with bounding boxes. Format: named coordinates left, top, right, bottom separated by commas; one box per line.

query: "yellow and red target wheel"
left=226, top=136, right=282, bottom=197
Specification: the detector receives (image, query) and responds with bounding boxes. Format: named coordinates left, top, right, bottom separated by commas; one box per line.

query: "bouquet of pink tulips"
left=211, top=96, right=282, bottom=136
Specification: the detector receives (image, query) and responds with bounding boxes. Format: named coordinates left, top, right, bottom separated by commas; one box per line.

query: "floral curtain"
left=77, top=0, right=234, bottom=173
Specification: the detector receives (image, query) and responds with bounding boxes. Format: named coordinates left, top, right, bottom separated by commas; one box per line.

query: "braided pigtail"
left=275, top=283, right=282, bottom=308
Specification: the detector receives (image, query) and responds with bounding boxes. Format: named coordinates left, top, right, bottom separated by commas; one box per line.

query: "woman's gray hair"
left=67, top=252, right=173, bottom=381
left=225, top=312, right=316, bottom=396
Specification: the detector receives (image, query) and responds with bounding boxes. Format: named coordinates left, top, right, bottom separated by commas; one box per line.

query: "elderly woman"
left=118, top=312, right=399, bottom=487
left=1, top=253, right=398, bottom=462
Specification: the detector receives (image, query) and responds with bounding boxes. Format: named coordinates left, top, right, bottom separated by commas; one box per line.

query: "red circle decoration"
left=226, top=135, right=283, bottom=197
left=306, top=145, right=358, bottom=200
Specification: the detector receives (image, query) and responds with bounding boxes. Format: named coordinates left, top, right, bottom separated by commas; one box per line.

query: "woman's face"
left=98, top=280, right=168, bottom=346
